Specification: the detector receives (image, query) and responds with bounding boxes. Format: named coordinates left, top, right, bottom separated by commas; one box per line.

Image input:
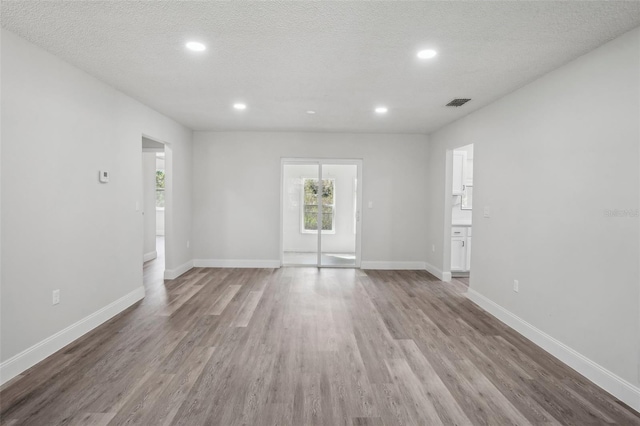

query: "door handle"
left=462, top=241, right=465, bottom=247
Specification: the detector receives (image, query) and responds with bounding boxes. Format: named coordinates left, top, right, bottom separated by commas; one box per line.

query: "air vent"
left=446, top=98, right=471, bottom=107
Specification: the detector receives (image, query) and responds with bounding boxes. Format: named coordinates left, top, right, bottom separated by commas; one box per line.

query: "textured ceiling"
left=2, top=1, right=639, bottom=134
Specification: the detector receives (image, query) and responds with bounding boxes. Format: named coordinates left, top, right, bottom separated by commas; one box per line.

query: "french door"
left=281, top=159, right=362, bottom=267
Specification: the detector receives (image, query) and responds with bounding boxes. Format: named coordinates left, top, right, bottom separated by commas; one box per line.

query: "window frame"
left=300, top=177, right=336, bottom=234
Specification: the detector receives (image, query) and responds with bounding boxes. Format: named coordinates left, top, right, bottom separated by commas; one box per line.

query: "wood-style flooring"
left=1, top=255, right=639, bottom=425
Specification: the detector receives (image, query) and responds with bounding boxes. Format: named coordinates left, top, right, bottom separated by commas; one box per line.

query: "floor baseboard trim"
left=425, top=262, right=451, bottom=282
left=467, top=288, right=640, bottom=412
left=164, top=260, right=194, bottom=280
left=143, top=251, right=157, bottom=262
left=0, top=286, right=145, bottom=386
left=193, top=259, right=281, bottom=268
left=361, top=261, right=426, bottom=270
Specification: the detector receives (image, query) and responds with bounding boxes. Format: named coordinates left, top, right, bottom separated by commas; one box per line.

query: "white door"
left=281, top=159, right=362, bottom=268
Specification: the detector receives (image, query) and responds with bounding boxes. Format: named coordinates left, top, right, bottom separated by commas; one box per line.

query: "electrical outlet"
left=483, top=206, right=491, bottom=218
left=513, top=280, right=519, bottom=293
left=52, top=289, right=60, bottom=305
left=187, top=240, right=190, bottom=248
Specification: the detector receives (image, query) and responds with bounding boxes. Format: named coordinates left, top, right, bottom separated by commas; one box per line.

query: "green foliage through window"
left=303, top=178, right=334, bottom=231
left=156, top=170, right=165, bottom=208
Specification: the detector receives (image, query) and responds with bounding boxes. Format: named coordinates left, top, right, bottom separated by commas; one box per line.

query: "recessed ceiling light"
left=306, top=110, right=316, bottom=114
left=233, top=103, right=247, bottom=110
left=375, top=106, right=388, bottom=114
left=186, top=41, right=206, bottom=52
left=417, top=49, right=437, bottom=59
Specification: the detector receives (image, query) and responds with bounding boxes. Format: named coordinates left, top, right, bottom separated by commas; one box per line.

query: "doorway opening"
left=281, top=159, right=362, bottom=267
left=142, top=136, right=167, bottom=273
left=447, top=144, right=474, bottom=284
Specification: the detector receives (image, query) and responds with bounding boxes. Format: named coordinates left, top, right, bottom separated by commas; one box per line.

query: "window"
left=301, top=178, right=335, bottom=233
left=156, top=170, right=165, bottom=208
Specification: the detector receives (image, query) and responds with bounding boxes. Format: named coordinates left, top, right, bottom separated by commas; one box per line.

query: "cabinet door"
left=451, top=237, right=466, bottom=271
left=465, top=236, right=472, bottom=271
left=452, top=152, right=466, bottom=195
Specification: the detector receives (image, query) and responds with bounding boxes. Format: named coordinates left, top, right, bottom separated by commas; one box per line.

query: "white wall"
left=142, top=152, right=156, bottom=259
left=0, top=30, right=193, bottom=376
left=283, top=164, right=357, bottom=253
left=426, top=27, right=640, bottom=404
left=192, top=132, right=429, bottom=267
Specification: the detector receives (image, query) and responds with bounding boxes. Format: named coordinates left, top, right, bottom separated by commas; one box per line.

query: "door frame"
left=444, top=144, right=474, bottom=280
left=141, top=134, right=171, bottom=278
left=280, top=158, right=363, bottom=268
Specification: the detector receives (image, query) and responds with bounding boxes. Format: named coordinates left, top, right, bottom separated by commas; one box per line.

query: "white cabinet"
left=451, top=237, right=466, bottom=271
left=451, top=226, right=472, bottom=272
left=464, top=157, right=474, bottom=186
left=465, top=236, right=472, bottom=271
left=452, top=151, right=466, bottom=195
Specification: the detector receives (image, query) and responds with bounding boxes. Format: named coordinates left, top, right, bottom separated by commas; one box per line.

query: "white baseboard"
left=467, top=288, right=640, bottom=412
left=284, top=250, right=355, bottom=254
left=0, top=286, right=145, bottom=386
left=193, top=259, right=281, bottom=268
left=361, top=261, right=427, bottom=270
left=425, top=262, right=452, bottom=282
left=143, top=251, right=157, bottom=262
left=164, top=260, right=194, bottom=280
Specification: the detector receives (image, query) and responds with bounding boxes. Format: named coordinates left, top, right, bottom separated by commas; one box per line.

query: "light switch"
left=98, top=170, right=109, bottom=183
left=368, top=201, right=373, bottom=209
left=483, top=206, right=490, bottom=218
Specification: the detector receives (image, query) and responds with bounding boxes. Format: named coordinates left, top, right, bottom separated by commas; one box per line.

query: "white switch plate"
left=483, top=206, right=491, bottom=218
left=368, top=201, right=373, bottom=209
left=187, top=240, right=190, bottom=248
left=98, top=170, right=109, bottom=183
left=513, top=280, right=519, bottom=293
left=52, top=289, right=60, bottom=305
left=432, top=244, right=435, bottom=252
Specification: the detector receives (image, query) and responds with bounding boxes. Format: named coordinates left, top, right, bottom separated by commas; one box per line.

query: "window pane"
left=304, top=179, right=318, bottom=205
left=156, top=170, right=165, bottom=189
left=304, top=205, right=318, bottom=230
left=322, top=179, right=334, bottom=205
left=302, top=178, right=334, bottom=231
left=156, top=189, right=165, bottom=208
left=322, top=206, right=333, bottom=230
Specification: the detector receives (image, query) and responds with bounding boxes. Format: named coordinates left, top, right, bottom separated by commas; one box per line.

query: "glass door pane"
left=320, top=164, right=357, bottom=267
left=282, top=163, right=319, bottom=266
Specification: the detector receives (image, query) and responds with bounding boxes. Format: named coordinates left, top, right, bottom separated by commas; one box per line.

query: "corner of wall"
left=0, top=286, right=145, bottom=385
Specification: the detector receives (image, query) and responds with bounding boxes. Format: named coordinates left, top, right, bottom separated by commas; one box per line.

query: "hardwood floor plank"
left=208, top=284, right=242, bottom=315
left=2, top=262, right=639, bottom=425
left=136, top=346, right=215, bottom=426
left=231, top=290, right=263, bottom=327
left=384, top=358, right=444, bottom=425
left=396, top=339, right=473, bottom=426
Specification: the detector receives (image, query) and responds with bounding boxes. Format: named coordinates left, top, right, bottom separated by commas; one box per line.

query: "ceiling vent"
left=446, top=98, right=471, bottom=107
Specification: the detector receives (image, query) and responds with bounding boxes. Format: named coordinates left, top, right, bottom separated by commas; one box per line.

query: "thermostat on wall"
left=99, top=170, right=110, bottom=183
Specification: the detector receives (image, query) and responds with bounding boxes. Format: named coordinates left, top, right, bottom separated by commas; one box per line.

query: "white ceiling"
left=2, top=1, right=639, bottom=134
